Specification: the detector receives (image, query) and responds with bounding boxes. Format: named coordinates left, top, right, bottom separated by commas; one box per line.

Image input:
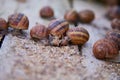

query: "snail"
left=93, top=39, right=119, bottom=59
left=47, top=19, right=69, bottom=46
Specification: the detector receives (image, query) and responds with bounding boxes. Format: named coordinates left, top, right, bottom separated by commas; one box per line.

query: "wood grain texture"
left=0, top=0, right=120, bottom=80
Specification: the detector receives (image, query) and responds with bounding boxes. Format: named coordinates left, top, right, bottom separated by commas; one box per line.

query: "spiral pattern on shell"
left=8, top=13, right=29, bottom=30
left=30, top=24, right=48, bottom=40
left=67, top=27, right=89, bottom=45
left=48, top=19, right=69, bottom=38
left=93, top=39, right=119, bottom=59
left=106, top=30, right=120, bottom=50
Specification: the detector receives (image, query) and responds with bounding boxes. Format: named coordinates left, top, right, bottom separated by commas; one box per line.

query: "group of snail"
left=0, top=6, right=119, bottom=60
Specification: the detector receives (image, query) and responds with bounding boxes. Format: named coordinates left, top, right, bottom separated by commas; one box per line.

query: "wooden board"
left=0, top=0, right=120, bottom=80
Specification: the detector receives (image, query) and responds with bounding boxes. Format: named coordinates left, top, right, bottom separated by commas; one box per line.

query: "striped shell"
left=8, top=13, right=29, bottom=30
left=0, top=18, right=8, bottom=30
left=67, top=27, right=89, bottom=45
left=30, top=24, right=48, bottom=40
left=48, top=19, right=69, bottom=38
left=93, top=39, right=119, bottom=59
left=106, top=30, right=120, bottom=50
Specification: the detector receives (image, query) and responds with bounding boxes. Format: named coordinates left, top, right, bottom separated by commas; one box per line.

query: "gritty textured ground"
left=0, top=0, right=120, bottom=80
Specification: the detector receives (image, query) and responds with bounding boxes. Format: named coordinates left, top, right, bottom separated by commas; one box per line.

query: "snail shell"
left=30, top=24, right=48, bottom=40
left=78, top=10, right=95, bottom=23
left=8, top=13, right=29, bottom=30
left=48, top=19, right=69, bottom=38
left=106, top=6, right=120, bottom=20
left=93, top=39, right=119, bottom=59
left=111, top=18, right=120, bottom=30
left=64, top=10, right=78, bottom=23
left=67, top=27, right=89, bottom=45
left=106, top=30, right=120, bottom=50
left=40, top=6, right=54, bottom=18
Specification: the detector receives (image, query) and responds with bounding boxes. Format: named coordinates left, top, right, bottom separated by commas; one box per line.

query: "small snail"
left=106, top=6, right=120, bottom=20
left=48, top=19, right=69, bottom=46
left=67, top=26, right=89, bottom=45
left=30, top=23, right=48, bottom=40
left=93, top=39, right=119, bottom=59
left=64, top=10, right=78, bottom=24
left=111, top=18, right=120, bottom=30
left=8, top=13, right=29, bottom=36
left=106, top=30, right=120, bottom=50
left=40, top=6, right=54, bottom=19
left=8, top=13, right=29, bottom=30
left=78, top=10, right=95, bottom=23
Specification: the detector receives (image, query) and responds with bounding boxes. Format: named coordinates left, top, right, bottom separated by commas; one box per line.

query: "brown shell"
left=67, top=27, right=89, bottom=45
left=48, top=19, right=69, bottom=38
left=93, top=39, right=119, bottom=59
left=64, top=10, right=78, bottom=23
left=106, top=6, right=120, bottom=20
left=40, top=6, right=54, bottom=18
left=111, top=18, right=120, bottom=30
left=0, top=18, right=8, bottom=30
left=30, top=24, right=48, bottom=40
left=106, top=30, right=120, bottom=50
left=78, top=10, right=95, bottom=23
left=8, top=13, right=29, bottom=30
